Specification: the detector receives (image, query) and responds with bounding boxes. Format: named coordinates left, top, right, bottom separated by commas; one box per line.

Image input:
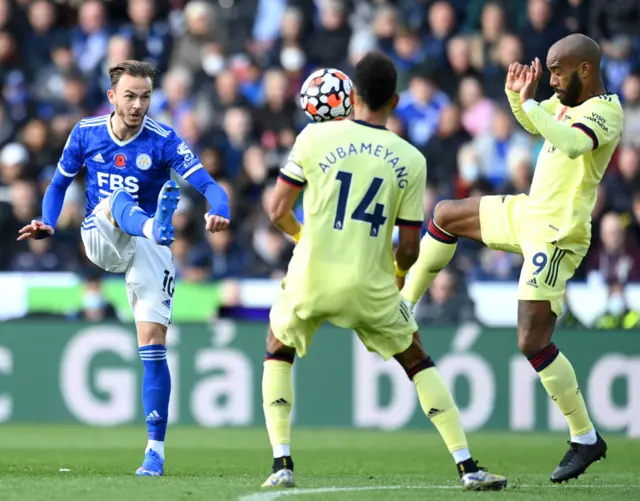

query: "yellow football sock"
left=401, top=221, right=457, bottom=304
left=414, top=367, right=468, bottom=453
left=538, top=352, right=594, bottom=436
left=262, top=360, right=294, bottom=449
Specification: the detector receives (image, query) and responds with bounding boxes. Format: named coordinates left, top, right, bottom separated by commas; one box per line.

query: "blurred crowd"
left=0, top=0, right=639, bottom=308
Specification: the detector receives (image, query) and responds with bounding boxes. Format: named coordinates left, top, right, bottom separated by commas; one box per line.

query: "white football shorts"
left=80, top=196, right=175, bottom=326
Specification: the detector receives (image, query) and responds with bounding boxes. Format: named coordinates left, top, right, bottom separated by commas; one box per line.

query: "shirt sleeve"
left=506, top=88, right=557, bottom=135
left=523, top=96, right=622, bottom=159
left=279, top=127, right=308, bottom=188
left=396, top=155, right=426, bottom=228
left=164, top=130, right=203, bottom=179
left=57, top=123, right=84, bottom=177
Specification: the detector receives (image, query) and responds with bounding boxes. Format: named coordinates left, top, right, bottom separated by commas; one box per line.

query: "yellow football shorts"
left=270, top=284, right=417, bottom=360
left=479, top=194, right=583, bottom=317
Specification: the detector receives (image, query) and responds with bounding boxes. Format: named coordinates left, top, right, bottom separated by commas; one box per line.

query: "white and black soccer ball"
left=299, top=68, right=354, bottom=122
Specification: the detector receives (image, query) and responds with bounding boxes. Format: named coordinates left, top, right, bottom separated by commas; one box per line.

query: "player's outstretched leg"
left=136, top=322, right=171, bottom=477
left=518, top=301, right=607, bottom=483
left=394, top=333, right=507, bottom=491
left=401, top=199, right=481, bottom=306
left=261, top=329, right=296, bottom=488
left=108, top=180, right=180, bottom=246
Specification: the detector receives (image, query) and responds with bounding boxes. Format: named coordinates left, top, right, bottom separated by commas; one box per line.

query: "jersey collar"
left=107, top=113, right=147, bottom=146
left=353, top=119, right=387, bottom=130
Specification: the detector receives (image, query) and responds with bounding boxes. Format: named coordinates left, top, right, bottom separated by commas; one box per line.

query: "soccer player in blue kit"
left=17, top=61, right=230, bottom=476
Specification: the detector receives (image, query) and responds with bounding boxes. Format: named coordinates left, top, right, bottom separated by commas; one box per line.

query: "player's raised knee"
left=432, top=200, right=456, bottom=233
left=432, top=198, right=482, bottom=241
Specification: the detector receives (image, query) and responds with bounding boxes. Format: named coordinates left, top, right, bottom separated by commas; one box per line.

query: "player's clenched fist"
left=204, top=213, right=229, bottom=233
left=16, top=219, right=54, bottom=241
left=506, top=62, right=530, bottom=92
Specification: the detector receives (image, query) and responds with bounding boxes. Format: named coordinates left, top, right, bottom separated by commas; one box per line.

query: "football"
left=299, top=68, right=354, bottom=122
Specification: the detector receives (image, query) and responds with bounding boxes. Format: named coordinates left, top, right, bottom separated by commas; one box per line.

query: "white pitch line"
left=238, top=484, right=638, bottom=501
left=238, top=486, right=433, bottom=501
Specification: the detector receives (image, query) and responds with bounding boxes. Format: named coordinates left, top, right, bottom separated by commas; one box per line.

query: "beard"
left=115, top=103, right=146, bottom=129
left=556, top=71, right=583, bottom=107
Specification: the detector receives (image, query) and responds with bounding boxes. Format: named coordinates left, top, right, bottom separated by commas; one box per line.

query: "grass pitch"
left=0, top=425, right=638, bottom=500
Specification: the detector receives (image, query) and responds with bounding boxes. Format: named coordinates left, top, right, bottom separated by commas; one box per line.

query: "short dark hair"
left=108, top=60, right=156, bottom=88
left=353, top=52, right=397, bottom=111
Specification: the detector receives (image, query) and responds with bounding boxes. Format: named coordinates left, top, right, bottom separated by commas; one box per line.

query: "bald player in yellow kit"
left=261, top=52, right=507, bottom=491
left=400, top=34, right=622, bottom=483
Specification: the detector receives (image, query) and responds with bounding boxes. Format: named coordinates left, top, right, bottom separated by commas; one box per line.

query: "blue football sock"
left=139, top=345, right=171, bottom=442
left=110, top=189, right=150, bottom=237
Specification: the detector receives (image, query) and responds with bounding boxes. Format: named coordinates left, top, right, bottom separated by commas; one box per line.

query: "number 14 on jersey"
left=334, top=171, right=387, bottom=237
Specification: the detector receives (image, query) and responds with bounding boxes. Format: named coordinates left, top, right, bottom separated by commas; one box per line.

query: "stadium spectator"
left=593, top=279, right=640, bottom=329
left=413, top=268, right=477, bottom=326
left=76, top=274, right=118, bottom=322
left=500, top=146, right=533, bottom=196
left=621, top=72, right=640, bottom=148
left=423, top=104, right=471, bottom=195
left=603, top=146, right=640, bottom=214
left=437, top=36, right=481, bottom=98
left=72, top=0, right=110, bottom=77
left=120, top=0, right=172, bottom=75
left=473, top=106, right=531, bottom=187
left=588, top=212, right=640, bottom=283
left=459, top=75, right=494, bottom=137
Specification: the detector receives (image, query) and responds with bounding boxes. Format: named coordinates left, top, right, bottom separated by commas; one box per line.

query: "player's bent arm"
left=506, top=88, right=539, bottom=134
left=41, top=168, right=74, bottom=231
left=522, top=100, right=597, bottom=159
left=506, top=89, right=557, bottom=135
left=268, top=177, right=302, bottom=239
left=184, top=168, right=229, bottom=218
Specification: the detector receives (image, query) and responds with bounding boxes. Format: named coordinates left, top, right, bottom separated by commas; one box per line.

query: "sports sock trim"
left=427, top=219, right=458, bottom=243
left=265, top=351, right=295, bottom=364
left=406, top=356, right=436, bottom=380
left=528, top=343, right=560, bottom=372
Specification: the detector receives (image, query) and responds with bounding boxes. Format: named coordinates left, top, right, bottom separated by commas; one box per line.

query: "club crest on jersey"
left=114, top=153, right=127, bottom=169
left=136, top=153, right=152, bottom=171
left=177, top=141, right=194, bottom=161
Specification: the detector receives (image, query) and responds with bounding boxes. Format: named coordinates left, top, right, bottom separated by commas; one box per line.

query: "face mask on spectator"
left=202, top=53, right=225, bottom=76
left=459, top=162, right=479, bottom=183
left=607, top=293, right=625, bottom=316
left=83, top=292, right=105, bottom=310
left=280, top=47, right=305, bottom=72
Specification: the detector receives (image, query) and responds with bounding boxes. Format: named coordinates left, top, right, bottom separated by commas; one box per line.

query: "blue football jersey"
left=58, top=114, right=202, bottom=216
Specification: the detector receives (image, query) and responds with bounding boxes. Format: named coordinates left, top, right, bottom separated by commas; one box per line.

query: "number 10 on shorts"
left=162, top=269, right=175, bottom=297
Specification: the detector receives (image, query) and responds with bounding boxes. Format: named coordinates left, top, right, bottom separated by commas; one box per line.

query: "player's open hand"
left=506, top=62, right=530, bottom=93
left=520, top=58, right=543, bottom=103
left=16, top=219, right=54, bottom=241
left=204, top=213, right=229, bottom=233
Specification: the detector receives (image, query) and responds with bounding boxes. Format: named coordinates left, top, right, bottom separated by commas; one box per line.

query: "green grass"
left=0, top=426, right=638, bottom=500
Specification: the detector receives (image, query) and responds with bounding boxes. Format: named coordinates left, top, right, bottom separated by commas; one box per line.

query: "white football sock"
left=142, top=219, right=154, bottom=239
left=452, top=448, right=471, bottom=463
left=572, top=429, right=597, bottom=445
left=273, top=444, right=290, bottom=459
left=146, top=440, right=165, bottom=459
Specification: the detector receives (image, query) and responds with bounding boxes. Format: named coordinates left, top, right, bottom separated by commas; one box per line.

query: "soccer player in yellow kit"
left=261, top=52, right=507, bottom=491
left=401, top=34, right=622, bottom=483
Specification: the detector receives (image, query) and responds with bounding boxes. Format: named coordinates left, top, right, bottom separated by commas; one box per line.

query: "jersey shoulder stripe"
left=146, top=116, right=170, bottom=132
left=79, top=116, right=108, bottom=128
left=79, top=115, right=109, bottom=124
left=145, top=121, right=170, bottom=137
left=145, top=117, right=171, bottom=135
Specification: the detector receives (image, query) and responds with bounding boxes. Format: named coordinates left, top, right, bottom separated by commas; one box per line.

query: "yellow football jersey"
left=279, top=119, right=426, bottom=327
left=522, top=93, right=623, bottom=254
